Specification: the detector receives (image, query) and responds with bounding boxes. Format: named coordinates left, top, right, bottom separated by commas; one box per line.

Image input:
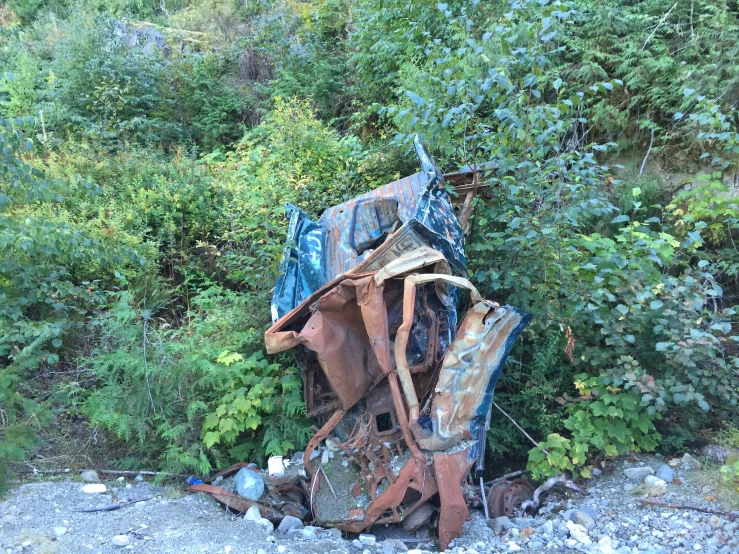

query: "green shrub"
left=82, top=284, right=310, bottom=472
left=528, top=375, right=662, bottom=479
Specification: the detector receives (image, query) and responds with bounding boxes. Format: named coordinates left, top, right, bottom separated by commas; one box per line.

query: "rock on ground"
left=2, top=452, right=739, bottom=554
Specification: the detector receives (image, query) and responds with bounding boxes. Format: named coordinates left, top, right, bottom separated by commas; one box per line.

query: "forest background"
left=1, top=0, right=738, bottom=494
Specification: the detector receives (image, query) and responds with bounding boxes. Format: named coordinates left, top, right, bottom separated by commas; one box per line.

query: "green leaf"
left=203, top=432, right=221, bottom=448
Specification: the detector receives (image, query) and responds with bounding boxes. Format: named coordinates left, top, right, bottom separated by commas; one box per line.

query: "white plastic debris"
left=268, top=456, right=285, bottom=477
left=81, top=484, right=107, bottom=494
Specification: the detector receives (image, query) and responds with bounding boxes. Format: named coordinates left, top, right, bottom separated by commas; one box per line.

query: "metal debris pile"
left=191, top=137, right=534, bottom=551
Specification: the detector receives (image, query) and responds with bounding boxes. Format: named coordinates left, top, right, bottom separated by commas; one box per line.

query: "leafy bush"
left=47, top=14, right=177, bottom=145
left=1, top=0, right=738, bottom=489
left=0, top=116, right=129, bottom=490
left=372, top=0, right=737, bottom=472
left=721, top=461, right=739, bottom=492
left=210, top=96, right=395, bottom=287
left=529, top=375, right=662, bottom=479
left=83, top=285, right=310, bottom=473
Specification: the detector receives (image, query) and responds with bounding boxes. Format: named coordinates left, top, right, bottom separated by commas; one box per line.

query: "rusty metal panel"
left=270, top=137, right=466, bottom=322
left=263, top=138, right=530, bottom=549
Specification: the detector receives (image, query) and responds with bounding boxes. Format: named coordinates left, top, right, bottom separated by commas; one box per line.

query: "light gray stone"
left=244, top=505, right=262, bottom=522
left=81, top=484, right=107, bottom=494
left=111, top=535, right=130, bottom=547
left=655, top=465, right=675, bottom=483
left=234, top=467, right=265, bottom=500
left=319, top=527, right=342, bottom=539
left=53, top=527, right=67, bottom=538
left=489, top=516, right=513, bottom=534
left=80, top=470, right=100, bottom=483
left=565, top=510, right=596, bottom=530
left=277, top=515, right=304, bottom=533
left=566, top=521, right=591, bottom=545
left=257, top=518, right=274, bottom=533
left=557, top=519, right=570, bottom=539
left=624, top=467, right=655, bottom=481
left=512, top=517, right=533, bottom=528
left=540, top=520, right=554, bottom=536
left=359, top=533, right=376, bottom=546
left=599, top=536, right=616, bottom=554
left=645, top=475, right=667, bottom=487
left=682, top=454, right=701, bottom=470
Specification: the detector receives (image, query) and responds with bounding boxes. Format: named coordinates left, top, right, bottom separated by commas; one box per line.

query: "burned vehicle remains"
left=261, top=138, right=532, bottom=549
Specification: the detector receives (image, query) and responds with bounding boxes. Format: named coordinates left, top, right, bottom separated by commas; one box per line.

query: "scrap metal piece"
left=271, top=136, right=466, bottom=322
left=435, top=448, right=476, bottom=549
left=187, top=483, right=308, bottom=521
left=487, top=478, right=535, bottom=519
left=266, top=247, right=530, bottom=550
left=265, top=141, right=530, bottom=551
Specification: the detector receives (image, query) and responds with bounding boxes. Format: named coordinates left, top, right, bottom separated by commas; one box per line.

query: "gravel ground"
left=1, top=453, right=737, bottom=554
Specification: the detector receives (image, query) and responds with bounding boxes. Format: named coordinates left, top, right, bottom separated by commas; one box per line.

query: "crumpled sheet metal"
left=265, top=247, right=530, bottom=550
left=390, top=273, right=531, bottom=451
left=270, top=136, right=466, bottom=322
left=188, top=462, right=309, bottom=522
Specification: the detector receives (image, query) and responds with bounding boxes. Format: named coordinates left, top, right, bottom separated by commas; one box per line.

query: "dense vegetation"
left=1, top=0, right=738, bottom=491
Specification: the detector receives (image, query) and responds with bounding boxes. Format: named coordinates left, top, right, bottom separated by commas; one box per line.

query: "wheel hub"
left=487, top=478, right=535, bottom=518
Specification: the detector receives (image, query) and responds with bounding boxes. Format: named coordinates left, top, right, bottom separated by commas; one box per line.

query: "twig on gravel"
left=319, top=466, right=337, bottom=499
left=636, top=498, right=739, bottom=520
left=480, top=477, right=489, bottom=519
left=18, top=468, right=188, bottom=478
left=519, top=474, right=586, bottom=514
left=72, top=496, right=156, bottom=513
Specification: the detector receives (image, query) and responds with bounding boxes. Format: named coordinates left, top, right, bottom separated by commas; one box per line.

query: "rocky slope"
left=1, top=453, right=736, bottom=554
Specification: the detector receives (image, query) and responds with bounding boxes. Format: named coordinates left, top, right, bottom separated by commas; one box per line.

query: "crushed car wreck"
left=190, top=138, right=534, bottom=550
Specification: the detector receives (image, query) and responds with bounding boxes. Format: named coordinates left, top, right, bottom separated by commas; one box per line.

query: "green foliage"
left=2, top=0, right=739, bottom=490
left=377, top=0, right=737, bottom=468
left=0, top=116, right=117, bottom=491
left=528, top=375, right=661, bottom=479
left=83, top=285, right=310, bottom=473
left=46, top=13, right=177, bottom=145
left=721, top=461, right=739, bottom=492
left=717, top=422, right=739, bottom=450
left=210, top=96, right=395, bottom=286
left=169, top=51, right=251, bottom=149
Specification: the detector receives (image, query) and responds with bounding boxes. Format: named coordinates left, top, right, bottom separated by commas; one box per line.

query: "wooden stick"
left=73, top=496, right=156, bottom=513
left=480, top=476, right=489, bottom=519
left=636, top=498, right=739, bottom=520
left=641, top=2, right=677, bottom=51
left=492, top=401, right=548, bottom=454
left=19, top=468, right=188, bottom=478
left=640, top=127, right=654, bottom=176
left=319, top=466, right=337, bottom=499
left=484, top=469, right=530, bottom=486
left=520, top=474, right=586, bottom=514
